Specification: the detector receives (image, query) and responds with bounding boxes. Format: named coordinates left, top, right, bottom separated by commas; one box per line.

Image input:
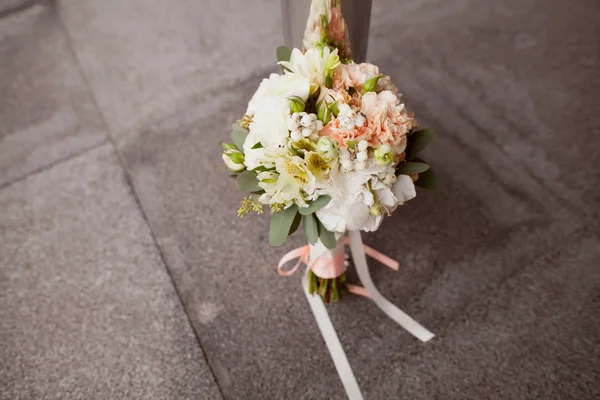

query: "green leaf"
left=303, top=214, right=319, bottom=245
left=397, top=162, right=430, bottom=175
left=269, top=205, right=298, bottom=246
left=253, top=165, right=274, bottom=172
left=415, top=168, right=437, bottom=190
left=251, top=142, right=263, bottom=150
left=317, top=220, right=337, bottom=249
left=236, top=170, right=261, bottom=192
left=276, top=45, right=292, bottom=62
left=231, top=124, right=248, bottom=152
left=289, top=211, right=302, bottom=235
left=405, top=128, right=433, bottom=161
left=298, top=195, right=332, bottom=215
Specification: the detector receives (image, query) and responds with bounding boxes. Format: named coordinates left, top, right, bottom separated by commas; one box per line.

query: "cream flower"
left=244, top=96, right=290, bottom=153
left=258, top=156, right=317, bottom=208
left=392, top=174, right=416, bottom=205
left=316, top=160, right=394, bottom=232
left=246, top=73, right=310, bottom=116
left=279, top=47, right=340, bottom=94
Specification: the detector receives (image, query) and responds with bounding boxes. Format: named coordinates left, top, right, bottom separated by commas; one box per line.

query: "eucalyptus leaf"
left=303, top=214, right=319, bottom=245
left=231, top=124, right=248, bottom=152
left=406, top=128, right=433, bottom=161
left=289, top=211, right=302, bottom=235
left=317, top=220, right=337, bottom=249
left=415, top=168, right=437, bottom=190
left=397, top=162, right=430, bottom=175
left=236, top=170, right=261, bottom=192
left=298, top=195, right=332, bottom=215
left=276, top=45, right=292, bottom=62
left=269, top=205, right=298, bottom=246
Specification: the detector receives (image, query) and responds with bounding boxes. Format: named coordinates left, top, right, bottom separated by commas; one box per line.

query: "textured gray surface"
left=57, top=0, right=282, bottom=137
left=0, top=4, right=106, bottom=188
left=0, top=145, right=222, bottom=399
left=1, top=0, right=600, bottom=399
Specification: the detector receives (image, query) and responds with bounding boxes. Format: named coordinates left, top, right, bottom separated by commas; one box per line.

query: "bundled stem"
left=307, top=269, right=348, bottom=303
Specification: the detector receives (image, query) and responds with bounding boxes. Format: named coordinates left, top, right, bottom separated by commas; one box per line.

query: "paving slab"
left=57, top=0, right=284, bottom=137
left=0, top=3, right=106, bottom=188
left=0, top=0, right=36, bottom=15
left=116, top=58, right=584, bottom=398
left=374, top=228, right=600, bottom=399
left=368, top=0, right=600, bottom=219
left=0, top=145, right=222, bottom=400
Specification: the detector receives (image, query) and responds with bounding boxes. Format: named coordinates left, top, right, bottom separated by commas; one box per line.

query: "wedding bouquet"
left=222, top=0, right=435, bottom=303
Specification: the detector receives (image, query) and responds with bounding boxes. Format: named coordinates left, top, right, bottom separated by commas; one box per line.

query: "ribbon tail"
left=348, top=231, right=435, bottom=343
left=302, top=272, right=365, bottom=400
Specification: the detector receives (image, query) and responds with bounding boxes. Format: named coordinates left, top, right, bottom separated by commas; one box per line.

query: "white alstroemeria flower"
left=243, top=145, right=289, bottom=172
left=246, top=73, right=310, bottom=116
left=259, top=156, right=316, bottom=208
left=392, top=174, right=416, bottom=205
left=279, top=47, right=340, bottom=94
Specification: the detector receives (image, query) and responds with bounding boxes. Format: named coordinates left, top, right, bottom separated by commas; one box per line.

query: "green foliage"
left=289, top=211, right=302, bottom=235
left=236, top=170, right=262, bottom=192
left=415, top=167, right=437, bottom=190
left=317, top=220, right=337, bottom=249
left=237, top=196, right=264, bottom=218
left=269, top=205, right=298, bottom=246
left=231, top=123, right=249, bottom=152
left=397, top=162, right=430, bottom=175
left=405, top=128, right=433, bottom=161
left=298, top=195, right=332, bottom=215
left=276, top=45, right=292, bottom=62
left=302, top=214, right=319, bottom=245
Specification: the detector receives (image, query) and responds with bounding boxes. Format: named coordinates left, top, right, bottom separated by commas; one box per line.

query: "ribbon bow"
left=278, top=237, right=399, bottom=298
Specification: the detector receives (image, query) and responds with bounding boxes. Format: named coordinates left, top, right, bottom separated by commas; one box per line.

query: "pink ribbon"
left=277, top=238, right=399, bottom=299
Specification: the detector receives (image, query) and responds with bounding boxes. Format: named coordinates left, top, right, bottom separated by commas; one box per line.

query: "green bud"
left=374, top=144, right=394, bottom=166
left=320, top=30, right=328, bottom=44
left=227, top=151, right=244, bottom=164
left=288, top=96, right=305, bottom=113
left=329, top=101, right=340, bottom=117
left=319, top=14, right=328, bottom=30
left=316, top=137, right=339, bottom=162
left=362, top=75, right=385, bottom=94
left=317, top=101, right=332, bottom=125
left=324, top=53, right=341, bottom=73
left=221, top=142, right=245, bottom=172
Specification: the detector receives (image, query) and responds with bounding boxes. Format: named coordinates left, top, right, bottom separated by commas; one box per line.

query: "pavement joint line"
left=55, top=11, right=228, bottom=400
left=0, top=139, right=108, bottom=193
left=0, top=0, right=42, bottom=19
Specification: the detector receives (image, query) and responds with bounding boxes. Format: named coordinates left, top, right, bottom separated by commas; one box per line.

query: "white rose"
left=246, top=73, right=310, bottom=116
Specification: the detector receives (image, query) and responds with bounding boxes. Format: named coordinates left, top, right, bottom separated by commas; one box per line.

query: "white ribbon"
left=302, top=231, right=434, bottom=399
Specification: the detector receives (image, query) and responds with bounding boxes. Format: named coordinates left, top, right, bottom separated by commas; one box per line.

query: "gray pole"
left=281, top=0, right=372, bottom=63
